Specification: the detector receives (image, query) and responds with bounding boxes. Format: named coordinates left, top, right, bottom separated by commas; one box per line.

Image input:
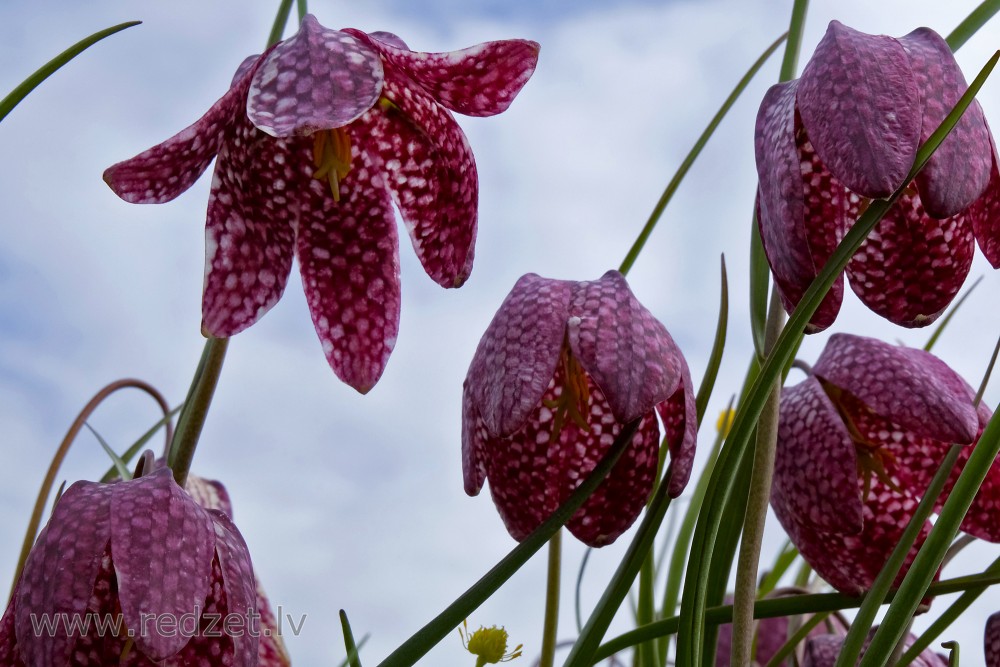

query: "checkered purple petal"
left=210, top=512, right=258, bottom=667
left=971, top=133, right=1000, bottom=268
left=987, top=611, right=1000, bottom=666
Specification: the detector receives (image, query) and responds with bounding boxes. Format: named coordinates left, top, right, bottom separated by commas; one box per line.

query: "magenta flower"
left=462, top=271, right=697, bottom=547
left=987, top=611, right=1000, bottom=666
left=104, top=15, right=539, bottom=393
left=771, top=333, right=1000, bottom=595
left=803, top=630, right=947, bottom=666
left=0, top=468, right=258, bottom=666
left=755, top=21, right=1000, bottom=331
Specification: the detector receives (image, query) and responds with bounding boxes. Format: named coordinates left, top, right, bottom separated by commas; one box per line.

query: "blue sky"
left=2, top=0, right=1000, bottom=664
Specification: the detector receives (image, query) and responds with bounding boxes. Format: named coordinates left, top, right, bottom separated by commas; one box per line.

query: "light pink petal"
left=462, top=381, right=490, bottom=495
left=567, top=271, right=683, bottom=424
left=771, top=377, right=863, bottom=537
left=813, top=333, right=979, bottom=444
left=184, top=473, right=234, bottom=518
left=798, top=21, right=920, bottom=198
left=656, top=352, right=698, bottom=498
left=754, top=80, right=847, bottom=332
left=15, top=481, right=114, bottom=667
left=296, top=141, right=401, bottom=394
left=357, top=62, right=479, bottom=287
left=846, top=189, right=975, bottom=327
left=248, top=15, right=382, bottom=137
left=110, top=468, right=216, bottom=661
left=200, top=118, right=299, bottom=338
left=104, top=60, right=256, bottom=204
left=255, top=581, right=292, bottom=667
left=466, top=273, right=572, bottom=438
left=899, top=28, right=992, bottom=218
left=354, top=30, right=539, bottom=116
left=210, top=512, right=258, bottom=667
left=987, top=612, right=1000, bottom=667
left=970, top=134, right=1000, bottom=267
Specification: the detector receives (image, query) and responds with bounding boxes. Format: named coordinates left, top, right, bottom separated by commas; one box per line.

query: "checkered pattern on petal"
left=360, top=33, right=539, bottom=116
left=846, top=189, right=974, bottom=328
left=14, top=481, right=114, bottom=667
left=248, top=15, right=383, bottom=138
left=110, top=468, right=217, bottom=661
left=210, top=512, right=258, bottom=667
left=812, top=334, right=979, bottom=444
left=361, top=62, right=480, bottom=288
left=0, top=589, right=24, bottom=667
left=465, top=274, right=572, bottom=438
left=899, top=28, right=992, bottom=218
left=987, top=612, right=1000, bottom=667
left=971, top=134, right=1000, bottom=268
left=803, top=635, right=843, bottom=666
left=201, top=117, right=301, bottom=338
left=656, top=348, right=697, bottom=497
left=797, top=21, right=920, bottom=199
left=295, top=139, right=401, bottom=394
left=103, top=62, right=256, bottom=205
left=462, top=381, right=491, bottom=495
left=771, top=377, right=863, bottom=537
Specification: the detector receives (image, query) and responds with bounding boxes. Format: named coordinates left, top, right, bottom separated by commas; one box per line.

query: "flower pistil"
left=312, top=128, right=353, bottom=201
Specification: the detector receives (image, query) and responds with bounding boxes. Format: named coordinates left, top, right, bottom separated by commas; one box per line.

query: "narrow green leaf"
left=924, top=275, right=983, bottom=351
left=100, top=405, right=182, bottom=483
left=617, top=32, right=787, bottom=276
left=337, top=635, right=371, bottom=667
left=694, top=256, right=729, bottom=423
left=85, top=423, right=131, bottom=482
left=757, top=541, right=799, bottom=597
left=943, top=641, right=960, bottom=666
left=946, top=0, right=1000, bottom=50
left=376, top=421, right=640, bottom=667
left=0, top=21, right=140, bottom=124
left=341, top=610, right=364, bottom=667
left=574, top=547, right=592, bottom=633
left=749, top=212, right=770, bottom=359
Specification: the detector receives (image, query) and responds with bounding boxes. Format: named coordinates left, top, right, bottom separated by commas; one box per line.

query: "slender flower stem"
left=296, top=0, right=308, bottom=22
left=539, top=530, right=561, bottom=667
left=10, top=379, right=170, bottom=601
left=168, top=337, right=229, bottom=487
left=266, top=0, right=296, bottom=48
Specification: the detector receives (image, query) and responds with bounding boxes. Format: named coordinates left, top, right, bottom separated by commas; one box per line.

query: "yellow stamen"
left=716, top=408, right=736, bottom=437
left=312, top=128, right=353, bottom=202
left=459, top=620, right=523, bottom=666
left=541, top=343, right=592, bottom=440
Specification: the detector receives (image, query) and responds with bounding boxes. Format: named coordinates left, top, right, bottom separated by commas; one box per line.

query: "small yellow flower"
left=716, top=407, right=736, bottom=437
left=458, top=620, right=523, bottom=666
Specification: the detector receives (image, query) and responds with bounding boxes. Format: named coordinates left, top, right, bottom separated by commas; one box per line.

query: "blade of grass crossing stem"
left=340, top=610, right=363, bottom=667
left=337, top=636, right=371, bottom=667
left=924, top=275, right=983, bottom=351
left=575, top=548, right=592, bottom=633
left=617, top=33, right=787, bottom=276
left=675, top=50, right=999, bottom=667
left=763, top=611, right=828, bottom=667
left=859, top=332, right=1000, bottom=665
left=946, top=0, right=1000, bottom=50
left=695, top=256, right=729, bottom=423
left=749, top=210, right=770, bottom=359
left=100, top=405, right=183, bottom=483
left=0, top=21, right=140, bottom=123
left=758, top=541, right=799, bottom=597
left=85, top=424, right=131, bottom=482
left=375, top=421, right=639, bottom=667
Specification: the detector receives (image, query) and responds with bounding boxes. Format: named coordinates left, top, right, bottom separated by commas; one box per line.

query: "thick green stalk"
left=168, top=337, right=229, bottom=487
left=539, top=531, right=561, bottom=667
left=946, top=0, right=1000, bottom=50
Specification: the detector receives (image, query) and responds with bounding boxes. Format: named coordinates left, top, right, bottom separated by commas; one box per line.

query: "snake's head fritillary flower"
left=0, top=468, right=257, bottom=666
left=803, top=629, right=948, bottom=666
left=104, top=15, right=539, bottom=393
left=987, top=611, right=1000, bottom=666
left=462, top=271, right=697, bottom=547
left=755, top=21, right=1000, bottom=331
left=771, top=333, right=1000, bottom=596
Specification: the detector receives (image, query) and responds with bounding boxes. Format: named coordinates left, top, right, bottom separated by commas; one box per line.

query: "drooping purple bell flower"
left=462, top=271, right=697, bottom=547
left=755, top=21, right=1000, bottom=331
left=104, top=14, right=539, bottom=393
left=771, top=333, right=1000, bottom=595
left=0, top=468, right=258, bottom=666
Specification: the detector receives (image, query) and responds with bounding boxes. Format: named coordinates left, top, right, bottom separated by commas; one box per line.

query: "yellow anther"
left=542, top=343, right=592, bottom=440
left=312, top=128, right=353, bottom=202
left=716, top=408, right=736, bottom=437
left=459, top=620, right=523, bottom=666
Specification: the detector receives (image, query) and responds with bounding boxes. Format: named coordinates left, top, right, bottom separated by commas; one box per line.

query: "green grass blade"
left=749, top=211, right=770, bottom=359
left=924, top=275, right=983, bottom=351
left=946, top=0, right=1000, bottom=50
left=85, top=423, right=131, bottom=482
left=763, top=611, right=828, bottom=667
left=341, top=610, right=364, bottom=667
left=0, top=21, right=140, bottom=124
left=100, top=405, right=182, bottom=483
left=757, top=541, right=798, bottom=597
left=695, top=256, right=729, bottom=423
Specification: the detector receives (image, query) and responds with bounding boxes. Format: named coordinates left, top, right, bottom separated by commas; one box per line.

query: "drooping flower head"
left=987, top=611, right=1000, bottom=666
left=462, top=271, right=697, bottom=547
left=104, top=14, right=539, bottom=393
left=771, top=333, right=1000, bottom=595
left=0, top=467, right=258, bottom=666
left=755, top=21, right=1000, bottom=331
left=803, top=629, right=948, bottom=666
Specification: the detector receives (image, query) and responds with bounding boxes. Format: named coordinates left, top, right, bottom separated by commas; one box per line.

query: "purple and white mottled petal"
left=184, top=474, right=234, bottom=518
left=369, top=31, right=409, bottom=50
left=813, top=334, right=979, bottom=443
left=656, top=354, right=698, bottom=497
left=846, top=190, right=975, bottom=328
left=771, top=377, right=863, bottom=536
left=248, top=15, right=383, bottom=137
left=899, top=28, right=992, bottom=218
left=987, top=611, right=1000, bottom=666
left=360, top=64, right=479, bottom=287
left=210, top=512, right=258, bottom=667
left=971, top=136, right=1000, bottom=267
left=567, top=271, right=682, bottom=424
left=754, top=81, right=846, bottom=332
left=104, top=68, right=253, bottom=205
left=462, top=381, right=490, bottom=495
left=802, top=635, right=843, bottom=666
left=952, top=402, right=1000, bottom=541
left=110, top=468, right=216, bottom=661
left=351, top=29, right=540, bottom=116
left=256, top=581, right=292, bottom=667
left=0, top=592, right=22, bottom=667
left=798, top=21, right=920, bottom=198
left=200, top=118, right=299, bottom=338
left=160, top=556, right=234, bottom=667
left=466, top=274, right=572, bottom=438
left=296, top=140, right=401, bottom=394
left=14, top=481, right=114, bottom=667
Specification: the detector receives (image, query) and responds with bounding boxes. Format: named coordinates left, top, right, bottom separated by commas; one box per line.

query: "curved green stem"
left=168, top=337, right=229, bottom=487
left=540, top=530, right=562, bottom=667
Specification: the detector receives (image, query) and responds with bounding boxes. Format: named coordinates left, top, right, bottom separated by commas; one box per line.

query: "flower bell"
left=104, top=14, right=539, bottom=393
left=462, top=271, right=697, bottom=547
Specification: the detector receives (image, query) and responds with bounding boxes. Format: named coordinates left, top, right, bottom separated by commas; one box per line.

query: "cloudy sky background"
left=2, top=0, right=1000, bottom=664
